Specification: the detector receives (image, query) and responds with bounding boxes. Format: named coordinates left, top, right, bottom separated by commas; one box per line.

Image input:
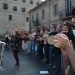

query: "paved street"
left=0, top=48, right=61, bottom=75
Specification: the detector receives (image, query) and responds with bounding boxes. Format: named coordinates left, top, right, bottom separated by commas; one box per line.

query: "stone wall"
left=0, top=0, right=42, bottom=34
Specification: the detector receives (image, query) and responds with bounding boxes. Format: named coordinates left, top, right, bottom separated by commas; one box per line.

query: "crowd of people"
left=4, top=7, right=75, bottom=75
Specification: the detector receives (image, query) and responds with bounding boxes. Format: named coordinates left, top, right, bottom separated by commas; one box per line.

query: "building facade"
left=28, top=0, right=75, bottom=30
left=28, top=1, right=50, bottom=30
left=0, top=0, right=42, bottom=34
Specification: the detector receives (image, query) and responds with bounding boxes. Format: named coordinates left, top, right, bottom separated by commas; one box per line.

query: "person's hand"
left=54, top=34, right=72, bottom=65
left=54, top=34, right=73, bottom=50
left=8, top=37, right=11, bottom=41
left=65, top=66, right=70, bottom=75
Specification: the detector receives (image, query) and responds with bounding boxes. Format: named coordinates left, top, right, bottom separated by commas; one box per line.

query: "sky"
left=41, top=0, right=45, bottom=1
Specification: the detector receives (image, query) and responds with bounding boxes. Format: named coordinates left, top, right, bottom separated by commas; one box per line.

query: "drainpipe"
left=29, top=12, right=31, bottom=32
left=48, top=0, right=50, bottom=29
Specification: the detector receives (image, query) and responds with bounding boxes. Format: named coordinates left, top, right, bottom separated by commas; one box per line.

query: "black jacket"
left=11, top=35, right=20, bottom=50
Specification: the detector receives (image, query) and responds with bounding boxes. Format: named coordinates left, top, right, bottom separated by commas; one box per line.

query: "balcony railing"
left=59, top=10, right=72, bottom=20
left=32, top=19, right=40, bottom=26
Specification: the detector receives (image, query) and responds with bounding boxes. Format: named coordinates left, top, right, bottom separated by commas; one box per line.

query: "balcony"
left=32, top=19, right=40, bottom=26
left=59, top=10, right=72, bottom=20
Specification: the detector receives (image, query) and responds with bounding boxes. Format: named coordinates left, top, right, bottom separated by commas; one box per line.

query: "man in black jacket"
left=11, top=30, right=20, bottom=67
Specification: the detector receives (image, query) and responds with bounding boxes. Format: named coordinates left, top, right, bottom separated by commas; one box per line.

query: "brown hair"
left=14, top=29, right=20, bottom=36
left=64, top=21, right=72, bottom=32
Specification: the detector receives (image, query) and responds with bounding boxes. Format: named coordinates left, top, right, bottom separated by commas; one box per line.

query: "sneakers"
left=14, top=64, right=20, bottom=67
left=44, top=61, right=50, bottom=64
left=49, top=64, right=56, bottom=68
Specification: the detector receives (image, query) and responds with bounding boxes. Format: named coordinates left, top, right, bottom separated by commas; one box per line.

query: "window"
left=36, top=13, right=39, bottom=24
left=3, top=3, right=8, bottom=10
left=30, top=0, right=33, bottom=4
left=9, top=15, right=12, bottom=20
left=13, top=6, right=17, bottom=11
left=32, top=15, right=34, bottom=22
left=22, top=8, right=26, bottom=12
left=42, top=10, right=45, bottom=19
left=22, top=0, right=26, bottom=3
left=37, top=2, right=39, bottom=5
left=65, top=0, right=71, bottom=14
left=36, top=13, right=38, bottom=20
left=53, top=4, right=58, bottom=16
left=26, top=17, right=29, bottom=22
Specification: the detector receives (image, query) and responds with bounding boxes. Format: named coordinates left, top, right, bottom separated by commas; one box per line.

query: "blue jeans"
left=35, top=42, right=40, bottom=55
left=29, top=40, right=35, bottom=54
left=49, top=45, right=54, bottom=66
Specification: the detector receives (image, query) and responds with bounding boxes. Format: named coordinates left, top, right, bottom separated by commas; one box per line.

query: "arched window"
left=13, top=6, right=17, bottom=11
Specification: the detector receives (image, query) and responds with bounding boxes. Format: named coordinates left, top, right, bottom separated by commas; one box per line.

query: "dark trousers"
left=39, top=44, right=44, bottom=59
left=13, top=50, right=19, bottom=65
left=44, top=45, right=50, bottom=62
left=49, top=45, right=54, bottom=66
left=54, top=53, right=61, bottom=71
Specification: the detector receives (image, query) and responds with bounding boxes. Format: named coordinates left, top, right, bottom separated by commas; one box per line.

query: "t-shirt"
left=31, top=32, right=36, bottom=37
left=5, top=34, right=9, bottom=38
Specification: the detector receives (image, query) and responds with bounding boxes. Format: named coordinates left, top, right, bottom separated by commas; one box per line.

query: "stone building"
left=0, top=0, right=42, bottom=34
left=28, top=1, right=50, bottom=30
left=28, top=0, right=75, bottom=30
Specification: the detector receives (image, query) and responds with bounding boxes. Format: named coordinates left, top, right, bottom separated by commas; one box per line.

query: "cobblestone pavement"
left=0, top=48, right=61, bottom=75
